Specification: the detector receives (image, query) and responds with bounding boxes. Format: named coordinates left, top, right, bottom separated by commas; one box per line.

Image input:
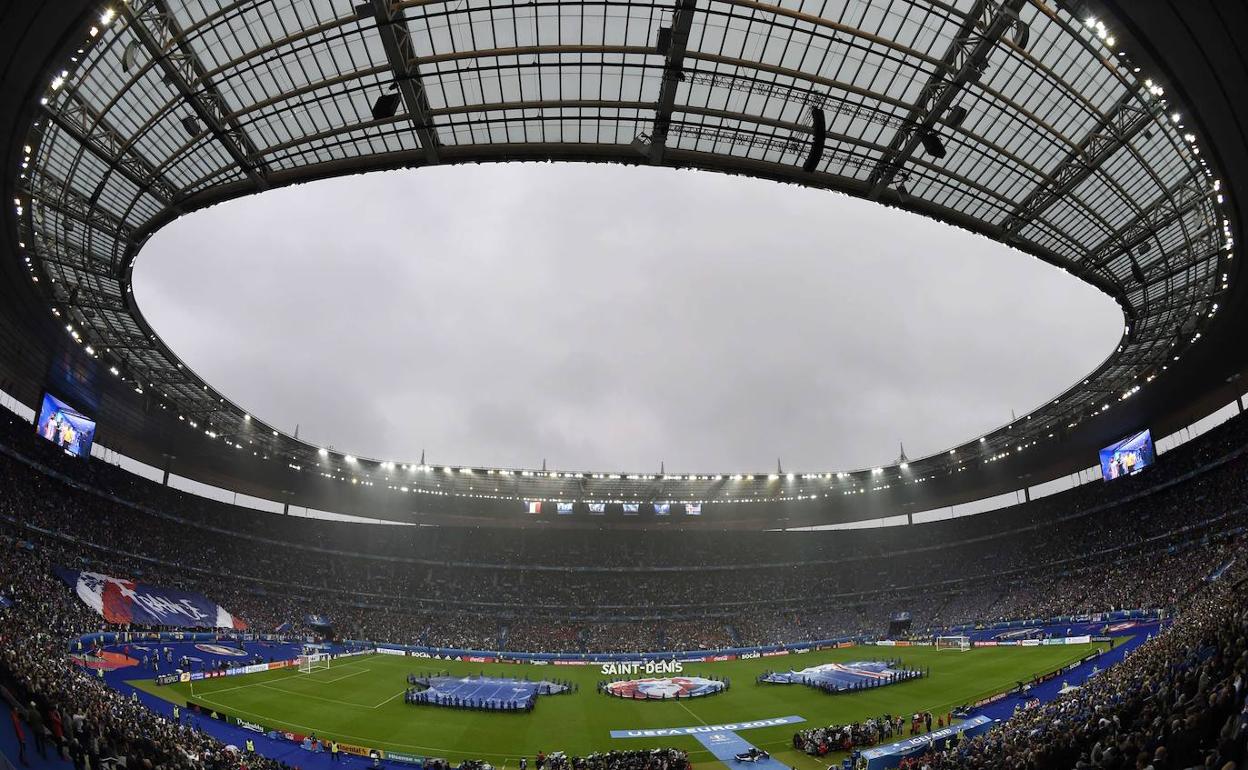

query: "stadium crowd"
left=0, top=402, right=1245, bottom=770
left=901, top=566, right=1248, bottom=770
left=0, top=535, right=689, bottom=770
left=1, top=401, right=1246, bottom=652
left=0, top=414, right=1243, bottom=653
left=540, top=749, right=689, bottom=770
left=794, top=711, right=946, bottom=755
left=0, top=541, right=301, bottom=770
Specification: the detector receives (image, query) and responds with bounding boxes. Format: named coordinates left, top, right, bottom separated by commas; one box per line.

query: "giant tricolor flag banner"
left=54, top=567, right=247, bottom=629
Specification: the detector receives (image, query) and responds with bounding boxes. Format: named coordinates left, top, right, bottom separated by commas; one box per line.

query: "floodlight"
left=944, top=105, right=968, bottom=128
left=371, top=92, right=401, bottom=120
left=920, top=131, right=946, bottom=159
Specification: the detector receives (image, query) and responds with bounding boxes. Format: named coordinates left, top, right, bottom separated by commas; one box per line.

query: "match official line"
left=674, top=700, right=707, bottom=726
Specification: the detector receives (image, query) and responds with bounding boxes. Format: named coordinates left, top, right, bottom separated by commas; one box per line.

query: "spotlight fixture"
left=920, top=130, right=946, bottom=159
left=628, top=134, right=656, bottom=161
left=121, top=41, right=140, bottom=73
left=1012, top=19, right=1030, bottom=50
left=944, top=105, right=968, bottom=128
left=371, top=92, right=401, bottom=120
left=655, top=26, right=673, bottom=55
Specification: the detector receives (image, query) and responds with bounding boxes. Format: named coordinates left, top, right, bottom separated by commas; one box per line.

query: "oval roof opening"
left=133, top=162, right=1122, bottom=472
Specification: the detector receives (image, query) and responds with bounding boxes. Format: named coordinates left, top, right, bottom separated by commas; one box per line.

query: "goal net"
left=299, top=647, right=331, bottom=673
left=935, top=635, right=972, bottom=652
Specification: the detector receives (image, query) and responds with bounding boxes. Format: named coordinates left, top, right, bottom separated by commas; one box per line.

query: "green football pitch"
left=136, top=643, right=1111, bottom=768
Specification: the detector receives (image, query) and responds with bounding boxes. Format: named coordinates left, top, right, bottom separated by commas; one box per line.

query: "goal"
left=298, top=646, right=331, bottom=673
left=935, top=635, right=972, bottom=652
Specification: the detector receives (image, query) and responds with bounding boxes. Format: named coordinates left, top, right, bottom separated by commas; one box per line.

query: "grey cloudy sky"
left=133, top=163, right=1121, bottom=473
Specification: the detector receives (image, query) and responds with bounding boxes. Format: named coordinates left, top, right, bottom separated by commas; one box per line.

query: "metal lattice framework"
left=11, top=0, right=1235, bottom=505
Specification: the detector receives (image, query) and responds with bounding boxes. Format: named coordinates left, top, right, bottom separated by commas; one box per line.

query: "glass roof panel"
left=12, top=0, right=1231, bottom=487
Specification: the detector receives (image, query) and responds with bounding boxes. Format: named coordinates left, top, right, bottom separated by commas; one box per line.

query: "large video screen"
left=36, top=393, right=96, bottom=459
left=1099, top=429, right=1154, bottom=481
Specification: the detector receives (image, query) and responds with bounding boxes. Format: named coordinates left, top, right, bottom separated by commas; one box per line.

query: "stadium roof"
left=0, top=0, right=1244, bottom=528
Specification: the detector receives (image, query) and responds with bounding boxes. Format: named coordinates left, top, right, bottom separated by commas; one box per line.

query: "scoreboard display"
left=524, top=500, right=705, bottom=516
left=1099, top=429, right=1155, bottom=481
left=36, top=392, right=96, bottom=459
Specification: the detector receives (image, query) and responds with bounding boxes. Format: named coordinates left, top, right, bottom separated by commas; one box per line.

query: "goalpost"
left=299, top=645, right=331, bottom=673
left=935, top=635, right=972, bottom=652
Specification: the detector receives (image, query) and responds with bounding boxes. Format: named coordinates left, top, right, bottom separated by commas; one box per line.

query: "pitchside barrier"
left=148, top=648, right=373, bottom=686
left=349, top=611, right=1156, bottom=663
left=859, top=715, right=995, bottom=769
left=196, top=705, right=439, bottom=767
left=356, top=627, right=1121, bottom=664
left=67, top=629, right=297, bottom=652
left=66, top=609, right=1156, bottom=661
left=355, top=636, right=860, bottom=664
left=938, top=608, right=1160, bottom=636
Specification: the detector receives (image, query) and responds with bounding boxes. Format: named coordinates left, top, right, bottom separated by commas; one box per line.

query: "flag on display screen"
left=557, top=502, right=574, bottom=514
left=654, top=503, right=671, bottom=515
left=588, top=503, right=606, bottom=514
left=526, top=501, right=541, bottom=514
left=685, top=503, right=702, bottom=515
left=623, top=503, right=640, bottom=515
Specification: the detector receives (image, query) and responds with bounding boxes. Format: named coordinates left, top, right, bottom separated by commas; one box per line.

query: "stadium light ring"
left=8, top=0, right=1238, bottom=507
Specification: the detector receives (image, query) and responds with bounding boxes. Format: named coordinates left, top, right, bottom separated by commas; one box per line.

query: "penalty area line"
left=371, top=689, right=409, bottom=709
left=321, top=667, right=372, bottom=684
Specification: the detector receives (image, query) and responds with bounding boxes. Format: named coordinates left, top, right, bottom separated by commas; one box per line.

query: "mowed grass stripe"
left=133, top=642, right=1116, bottom=767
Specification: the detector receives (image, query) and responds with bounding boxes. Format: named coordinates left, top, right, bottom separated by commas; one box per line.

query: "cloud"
left=132, top=163, right=1121, bottom=471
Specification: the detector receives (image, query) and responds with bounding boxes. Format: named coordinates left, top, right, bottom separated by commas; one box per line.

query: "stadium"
left=0, top=1, right=1246, bottom=770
